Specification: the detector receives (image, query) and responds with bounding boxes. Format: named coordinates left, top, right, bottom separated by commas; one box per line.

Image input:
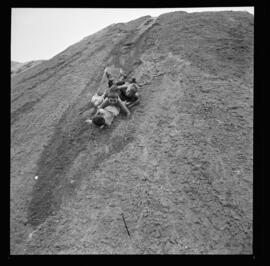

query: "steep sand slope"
left=11, top=11, right=253, bottom=254
left=11, top=60, right=45, bottom=76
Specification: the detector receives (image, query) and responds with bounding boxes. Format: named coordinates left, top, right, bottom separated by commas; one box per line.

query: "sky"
left=11, top=7, right=254, bottom=63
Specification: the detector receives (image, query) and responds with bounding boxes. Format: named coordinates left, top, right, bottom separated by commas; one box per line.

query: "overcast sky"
left=11, top=7, right=254, bottom=62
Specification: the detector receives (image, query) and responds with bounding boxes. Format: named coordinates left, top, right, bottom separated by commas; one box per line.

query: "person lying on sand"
left=85, top=97, right=130, bottom=128
left=118, top=77, right=141, bottom=108
left=85, top=68, right=141, bottom=128
left=84, top=72, right=126, bottom=122
left=86, top=82, right=130, bottom=128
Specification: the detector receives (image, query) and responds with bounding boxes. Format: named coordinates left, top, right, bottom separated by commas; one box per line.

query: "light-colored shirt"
left=91, top=93, right=104, bottom=107
left=97, top=105, right=120, bottom=126
left=105, top=105, right=120, bottom=116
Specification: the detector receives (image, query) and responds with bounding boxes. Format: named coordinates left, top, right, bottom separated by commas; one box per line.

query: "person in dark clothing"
left=118, top=78, right=141, bottom=108
left=108, top=78, right=114, bottom=88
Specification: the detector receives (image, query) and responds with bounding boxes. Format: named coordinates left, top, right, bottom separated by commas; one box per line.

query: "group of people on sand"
left=85, top=68, right=141, bottom=128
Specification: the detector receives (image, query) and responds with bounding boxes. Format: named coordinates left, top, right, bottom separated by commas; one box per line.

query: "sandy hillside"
left=11, top=60, right=45, bottom=76
left=10, top=11, right=253, bottom=254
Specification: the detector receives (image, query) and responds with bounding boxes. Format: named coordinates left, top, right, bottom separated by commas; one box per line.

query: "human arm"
left=98, top=97, right=110, bottom=109
left=117, top=83, right=128, bottom=89
left=117, top=97, right=130, bottom=117
left=126, top=94, right=141, bottom=109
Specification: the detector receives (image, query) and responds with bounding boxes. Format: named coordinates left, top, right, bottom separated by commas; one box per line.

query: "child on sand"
left=85, top=99, right=130, bottom=128
left=118, top=78, right=141, bottom=108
